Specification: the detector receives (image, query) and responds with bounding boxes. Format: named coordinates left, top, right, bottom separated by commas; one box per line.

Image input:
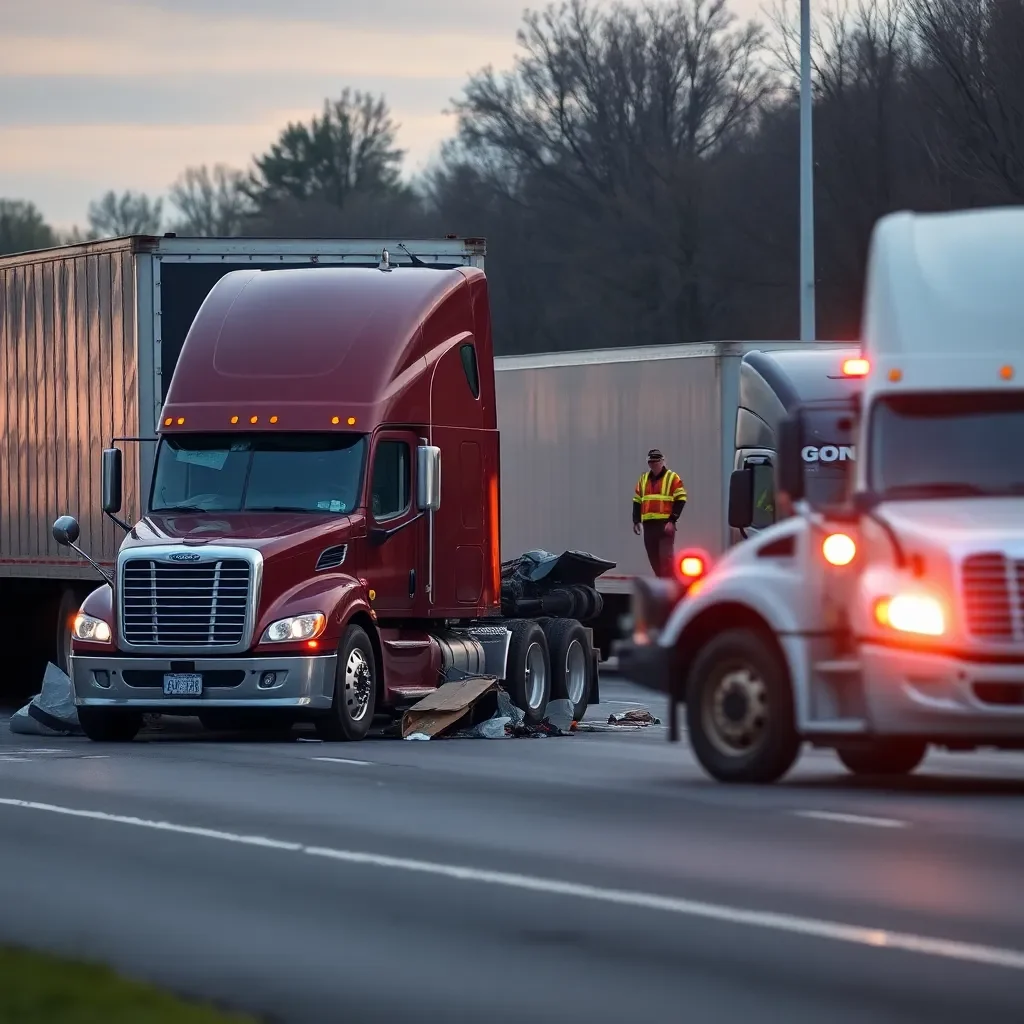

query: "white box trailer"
left=0, top=234, right=485, bottom=698
left=494, top=342, right=855, bottom=653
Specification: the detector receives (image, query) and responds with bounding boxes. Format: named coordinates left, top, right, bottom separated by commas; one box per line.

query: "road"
left=2, top=677, right=1024, bottom=1023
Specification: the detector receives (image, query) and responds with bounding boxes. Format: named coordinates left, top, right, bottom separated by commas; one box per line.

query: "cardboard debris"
left=400, top=676, right=499, bottom=739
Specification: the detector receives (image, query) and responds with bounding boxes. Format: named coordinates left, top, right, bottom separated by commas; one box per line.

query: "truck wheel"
left=316, top=624, right=377, bottom=741
left=836, top=741, right=927, bottom=777
left=505, top=619, right=551, bottom=723
left=542, top=618, right=592, bottom=721
left=77, top=708, right=142, bottom=743
left=686, top=629, right=800, bottom=784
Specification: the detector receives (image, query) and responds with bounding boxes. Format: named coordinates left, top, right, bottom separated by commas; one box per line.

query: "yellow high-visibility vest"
left=633, top=469, right=687, bottom=521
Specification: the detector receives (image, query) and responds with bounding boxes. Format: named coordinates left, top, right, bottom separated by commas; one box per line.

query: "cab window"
left=750, top=462, right=776, bottom=528
left=371, top=440, right=410, bottom=521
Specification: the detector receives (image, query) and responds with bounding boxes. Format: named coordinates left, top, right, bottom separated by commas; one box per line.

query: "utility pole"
left=799, top=0, right=815, bottom=342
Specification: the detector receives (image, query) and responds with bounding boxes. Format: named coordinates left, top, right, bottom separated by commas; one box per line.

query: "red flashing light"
left=676, top=548, right=710, bottom=582
left=842, top=358, right=870, bottom=377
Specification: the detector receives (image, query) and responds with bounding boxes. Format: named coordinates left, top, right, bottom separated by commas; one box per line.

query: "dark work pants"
left=642, top=521, right=674, bottom=578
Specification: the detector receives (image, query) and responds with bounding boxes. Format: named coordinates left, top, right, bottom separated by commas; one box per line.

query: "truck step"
left=803, top=718, right=867, bottom=735
left=814, top=659, right=861, bottom=675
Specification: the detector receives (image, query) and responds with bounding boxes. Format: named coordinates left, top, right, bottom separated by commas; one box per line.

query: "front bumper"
left=70, top=653, right=338, bottom=711
left=861, top=643, right=1024, bottom=739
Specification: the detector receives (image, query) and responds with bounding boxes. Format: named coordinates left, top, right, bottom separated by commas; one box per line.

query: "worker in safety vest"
left=632, top=448, right=687, bottom=577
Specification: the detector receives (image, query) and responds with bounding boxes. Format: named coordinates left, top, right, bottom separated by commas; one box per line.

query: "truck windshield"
left=870, top=392, right=1024, bottom=498
left=150, top=433, right=366, bottom=514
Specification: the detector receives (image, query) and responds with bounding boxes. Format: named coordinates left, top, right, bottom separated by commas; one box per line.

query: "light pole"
left=799, top=0, right=815, bottom=341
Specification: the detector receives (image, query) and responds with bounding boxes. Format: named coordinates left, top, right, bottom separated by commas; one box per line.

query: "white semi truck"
left=618, top=207, right=1024, bottom=782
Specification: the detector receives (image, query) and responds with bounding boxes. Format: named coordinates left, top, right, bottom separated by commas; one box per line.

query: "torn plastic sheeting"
left=9, top=663, right=82, bottom=737
left=400, top=675, right=499, bottom=739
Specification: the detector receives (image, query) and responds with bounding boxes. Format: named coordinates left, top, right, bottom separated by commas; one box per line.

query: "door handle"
left=409, top=569, right=416, bottom=598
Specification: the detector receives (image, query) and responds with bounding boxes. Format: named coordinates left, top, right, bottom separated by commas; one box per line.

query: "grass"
left=0, top=946, right=257, bottom=1023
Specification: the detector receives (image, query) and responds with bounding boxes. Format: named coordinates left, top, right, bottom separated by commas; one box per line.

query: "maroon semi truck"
left=52, top=256, right=602, bottom=741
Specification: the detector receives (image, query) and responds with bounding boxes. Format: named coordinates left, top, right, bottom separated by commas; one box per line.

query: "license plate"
left=163, top=673, right=202, bottom=696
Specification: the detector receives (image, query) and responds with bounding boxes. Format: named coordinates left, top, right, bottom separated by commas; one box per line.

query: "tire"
left=78, top=707, right=142, bottom=743
left=685, top=628, right=800, bottom=784
left=504, top=619, right=551, bottom=723
left=316, top=624, right=377, bottom=741
left=542, top=618, right=592, bottom=721
left=836, top=740, right=927, bottom=777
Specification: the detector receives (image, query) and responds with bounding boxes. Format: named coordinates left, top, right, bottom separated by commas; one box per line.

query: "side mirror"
left=777, top=416, right=805, bottom=502
left=52, top=515, right=81, bottom=547
left=727, top=468, right=754, bottom=529
left=416, top=445, right=441, bottom=511
left=102, top=448, right=123, bottom=514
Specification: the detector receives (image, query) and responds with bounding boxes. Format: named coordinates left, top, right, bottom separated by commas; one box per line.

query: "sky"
left=0, top=0, right=765, bottom=232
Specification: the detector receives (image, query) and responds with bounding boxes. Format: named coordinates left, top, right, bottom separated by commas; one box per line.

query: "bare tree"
left=451, top=0, right=773, bottom=345
left=87, top=190, right=163, bottom=237
left=906, top=0, right=1024, bottom=201
left=169, top=164, right=252, bottom=236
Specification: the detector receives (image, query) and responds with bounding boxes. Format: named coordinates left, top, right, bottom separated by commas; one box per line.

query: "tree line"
left=2, top=0, right=1021, bottom=352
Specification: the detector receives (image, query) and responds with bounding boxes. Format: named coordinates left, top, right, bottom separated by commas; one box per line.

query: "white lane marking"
left=312, top=756, right=373, bottom=766
left=1, top=797, right=1022, bottom=970
left=795, top=810, right=908, bottom=829
left=0, top=757, right=31, bottom=762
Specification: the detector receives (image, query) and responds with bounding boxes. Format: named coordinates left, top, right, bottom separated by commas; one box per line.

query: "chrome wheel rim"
left=525, top=642, right=548, bottom=711
left=564, top=639, right=587, bottom=706
left=701, top=662, right=768, bottom=756
left=344, top=648, right=373, bottom=722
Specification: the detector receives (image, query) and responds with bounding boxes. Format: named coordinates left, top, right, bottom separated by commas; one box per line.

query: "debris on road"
left=401, top=676, right=500, bottom=739
left=607, top=709, right=661, bottom=726
left=9, top=663, right=82, bottom=737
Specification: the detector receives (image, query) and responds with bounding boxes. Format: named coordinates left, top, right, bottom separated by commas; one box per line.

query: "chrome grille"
left=121, top=557, right=251, bottom=647
left=961, top=553, right=1023, bottom=642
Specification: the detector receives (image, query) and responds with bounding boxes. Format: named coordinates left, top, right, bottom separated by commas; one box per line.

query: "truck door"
left=363, top=430, right=422, bottom=616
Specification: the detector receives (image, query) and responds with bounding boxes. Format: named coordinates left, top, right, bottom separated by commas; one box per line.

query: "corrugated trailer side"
left=496, top=346, right=732, bottom=584
left=0, top=238, right=144, bottom=579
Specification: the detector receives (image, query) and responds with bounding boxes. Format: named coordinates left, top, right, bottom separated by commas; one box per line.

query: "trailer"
left=494, top=343, right=855, bottom=654
left=0, top=235, right=485, bottom=700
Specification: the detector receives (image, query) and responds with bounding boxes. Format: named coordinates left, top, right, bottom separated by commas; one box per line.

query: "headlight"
left=73, top=614, right=112, bottom=643
left=261, top=613, right=326, bottom=643
left=875, top=593, right=945, bottom=636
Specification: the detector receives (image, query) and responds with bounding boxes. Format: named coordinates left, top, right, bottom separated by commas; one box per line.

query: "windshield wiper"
left=151, top=504, right=211, bottom=513
left=247, top=505, right=337, bottom=514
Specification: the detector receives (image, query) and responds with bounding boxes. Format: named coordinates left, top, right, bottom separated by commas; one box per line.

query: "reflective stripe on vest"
left=633, top=469, right=687, bottom=521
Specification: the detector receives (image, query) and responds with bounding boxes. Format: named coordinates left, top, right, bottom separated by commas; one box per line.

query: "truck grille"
left=961, top=553, right=1024, bottom=642
left=121, top=557, right=251, bottom=647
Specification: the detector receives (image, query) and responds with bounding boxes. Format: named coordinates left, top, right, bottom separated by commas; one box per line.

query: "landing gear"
left=686, top=629, right=801, bottom=784
left=316, top=624, right=377, bottom=741
left=836, top=740, right=928, bottom=777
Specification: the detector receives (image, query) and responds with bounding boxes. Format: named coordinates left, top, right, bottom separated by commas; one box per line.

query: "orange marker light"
left=331, top=416, right=340, bottom=425
left=1000, top=365, right=1014, bottom=380
left=250, top=415, right=258, bottom=424
left=347, top=416, right=356, bottom=426
left=230, top=415, right=239, bottom=424
left=270, top=416, right=279, bottom=424
left=307, top=639, right=319, bottom=649
left=842, top=358, right=870, bottom=377
left=822, top=532, right=856, bottom=566
left=176, top=417, right=185, bottom=425
left=164, top=417, right=172, bottom=426
left=889, top=368, right=903, bottom=382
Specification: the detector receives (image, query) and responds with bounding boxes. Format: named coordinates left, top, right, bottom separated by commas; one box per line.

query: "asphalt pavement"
left=3, top=677, right=1024, bottom=1023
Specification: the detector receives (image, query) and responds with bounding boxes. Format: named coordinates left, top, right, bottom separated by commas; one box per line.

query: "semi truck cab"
left=54, top=260, right=600, bottom=741
left=618, top=207, right=1024, bottom=782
